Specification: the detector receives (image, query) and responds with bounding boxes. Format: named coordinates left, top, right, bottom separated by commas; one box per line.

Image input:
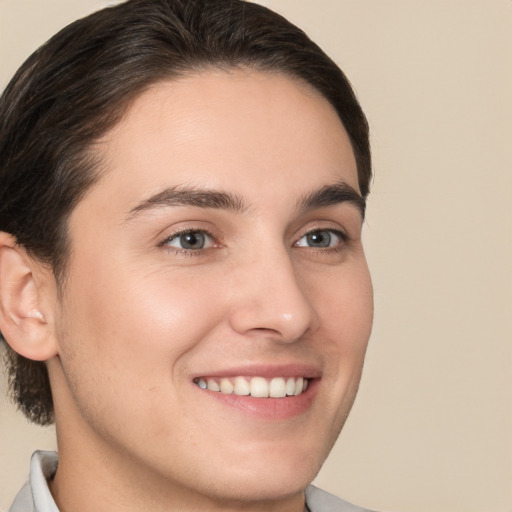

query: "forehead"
left=83, top=70, right=359, bottom=216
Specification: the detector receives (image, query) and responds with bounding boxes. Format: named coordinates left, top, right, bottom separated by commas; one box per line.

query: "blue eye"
left=164, top=230, right=213, bottom=250
left=296, top=229, right=344, bottom=249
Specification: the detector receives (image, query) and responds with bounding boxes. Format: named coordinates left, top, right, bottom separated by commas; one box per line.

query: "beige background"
left=1, top=1, right=511, bottom=511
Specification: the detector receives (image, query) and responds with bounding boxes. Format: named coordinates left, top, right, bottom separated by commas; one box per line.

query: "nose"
left=227, top=248, right=318, bottom=343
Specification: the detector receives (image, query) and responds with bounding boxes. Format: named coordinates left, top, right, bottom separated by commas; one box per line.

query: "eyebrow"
left=127, top=186, right=248, bottom=220
left=126, top=181, right=365, bottom=221
left=298, top=181, right=366, bottom=219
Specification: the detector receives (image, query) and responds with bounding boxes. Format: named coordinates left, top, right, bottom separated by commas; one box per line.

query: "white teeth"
left=294, top=377, right=304, bottom=396
left=196, top=376, right=310, bottom=398
left=207, top=378, right=220, bottom=392
left=286, top=377, right=296, bottom=396
left=233, top=377, right=250, bottom=396
left=220, top=379, right=234, bottom=394
left=250, top=377, right=269, bottom=398
left=269, top=377, right=286, bottom=398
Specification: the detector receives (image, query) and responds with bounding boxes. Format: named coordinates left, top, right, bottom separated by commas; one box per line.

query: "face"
left=49, top=70, right=373, bottom=507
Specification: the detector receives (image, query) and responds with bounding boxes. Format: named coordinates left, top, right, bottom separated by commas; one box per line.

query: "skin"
left=13, top=70, right=373, bottom=512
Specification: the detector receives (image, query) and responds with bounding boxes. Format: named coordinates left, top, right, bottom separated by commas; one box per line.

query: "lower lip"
left=195, top=380, right=319, bottom=420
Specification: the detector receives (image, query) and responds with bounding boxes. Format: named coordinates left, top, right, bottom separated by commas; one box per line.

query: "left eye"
left=163, top=230, right=214, bottom=250
left=295, top=229, right=344, bottom=249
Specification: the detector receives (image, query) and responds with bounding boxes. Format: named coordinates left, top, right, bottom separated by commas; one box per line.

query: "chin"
left=200, top=465, right=315, bottom=505
left=191, top=438, right=328, bottom=504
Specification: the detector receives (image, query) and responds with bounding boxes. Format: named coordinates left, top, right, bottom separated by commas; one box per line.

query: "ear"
left=0, top=232, right=58, bottom=361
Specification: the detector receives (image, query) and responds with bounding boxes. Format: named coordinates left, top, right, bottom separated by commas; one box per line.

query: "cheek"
left=306, top=258, right=373, bottom=406
left=58, top=255, right=230, bottom=379
left=311, top=259, right=373, bottom=349
left=54, top=258, right=231, bottom=444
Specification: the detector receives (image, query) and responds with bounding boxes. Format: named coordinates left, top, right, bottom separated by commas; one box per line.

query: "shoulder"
left=305, top=485, right=377, bottom=512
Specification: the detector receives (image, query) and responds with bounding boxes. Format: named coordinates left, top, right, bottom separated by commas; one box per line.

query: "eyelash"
left=295, top=228, right=349, bottom=252
left=158, top=227, right=349, bottom=256
left=159, top=228, right=217, bottom=256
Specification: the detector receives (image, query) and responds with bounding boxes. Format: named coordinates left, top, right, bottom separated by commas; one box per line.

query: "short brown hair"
left=0, top=0, right=371, bottom=425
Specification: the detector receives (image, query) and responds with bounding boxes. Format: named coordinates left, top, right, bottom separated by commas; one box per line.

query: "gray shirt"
left=9, top=451, right=374, bottom=512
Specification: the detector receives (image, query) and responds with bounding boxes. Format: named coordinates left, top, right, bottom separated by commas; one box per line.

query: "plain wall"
left=1, top=1, right=511, bottom=511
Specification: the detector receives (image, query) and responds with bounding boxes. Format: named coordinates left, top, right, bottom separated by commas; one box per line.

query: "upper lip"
left=190, top=363, right=322, bottom=380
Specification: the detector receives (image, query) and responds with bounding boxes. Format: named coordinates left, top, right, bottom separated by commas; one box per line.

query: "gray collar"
left=9, top=451, right=59, bottom=512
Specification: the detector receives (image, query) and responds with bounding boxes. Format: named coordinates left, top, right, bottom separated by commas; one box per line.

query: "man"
left=0, top=1, right=374, bottom=511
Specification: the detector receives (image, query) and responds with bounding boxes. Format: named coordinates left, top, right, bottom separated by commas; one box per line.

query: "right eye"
left=161, top=230, right=214, bottom=251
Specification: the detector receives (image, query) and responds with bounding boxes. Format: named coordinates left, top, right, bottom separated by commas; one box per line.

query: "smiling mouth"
left=193, top=376, right=309, bottom=398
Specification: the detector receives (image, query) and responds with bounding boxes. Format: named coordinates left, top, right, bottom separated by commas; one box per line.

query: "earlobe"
left=0, top=232, right=58, bottom=361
